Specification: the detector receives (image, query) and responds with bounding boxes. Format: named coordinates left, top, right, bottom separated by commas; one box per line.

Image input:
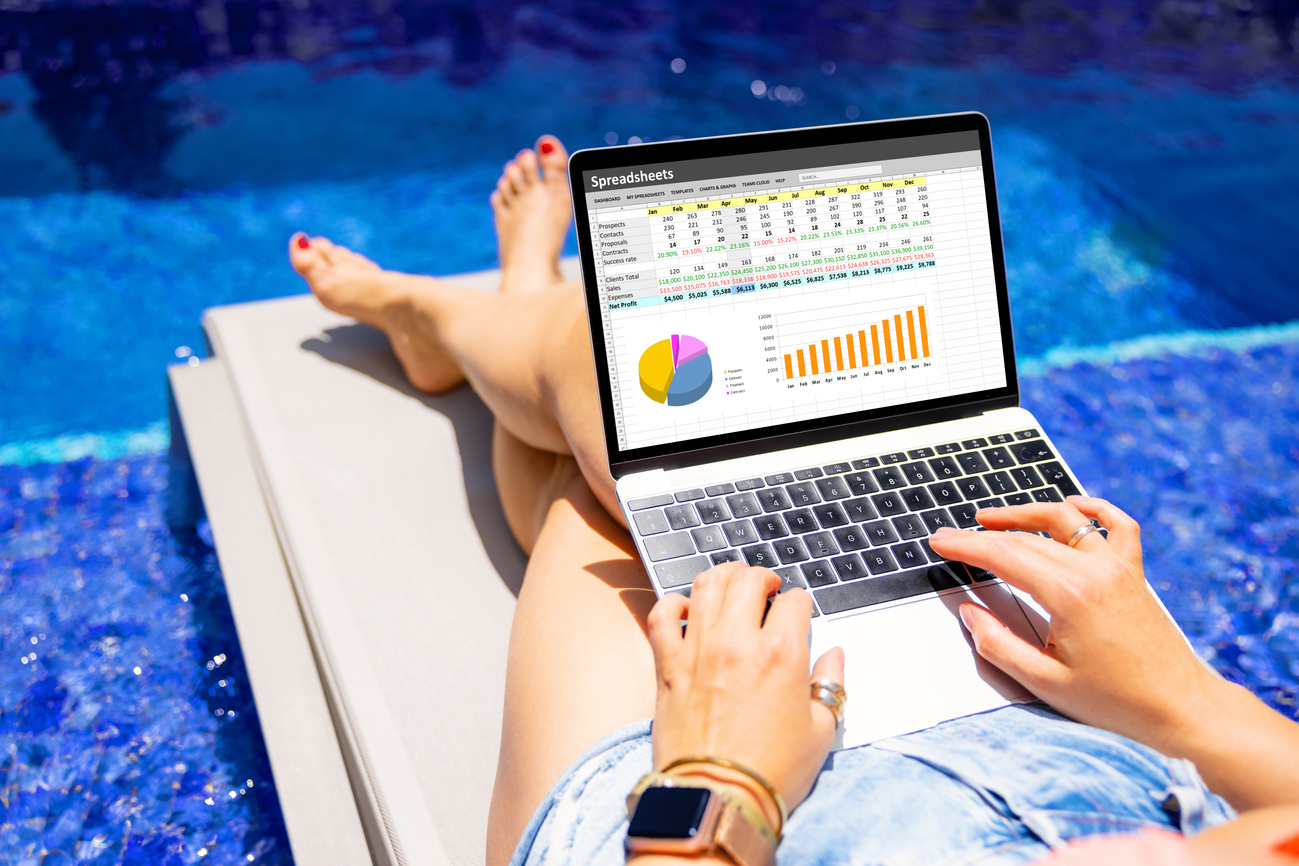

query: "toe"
left=536, top=135, right=569, bottom=181
left=517, top=149, right=540, bottom=186
left=505, top=160, right=527, bottom=195
left=496, top=175, right=512, bottom=202
left=289, top=232, right=321, bottom=276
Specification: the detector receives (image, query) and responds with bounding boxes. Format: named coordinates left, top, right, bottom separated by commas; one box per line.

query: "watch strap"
left=716, top=799, right=778, bottom=866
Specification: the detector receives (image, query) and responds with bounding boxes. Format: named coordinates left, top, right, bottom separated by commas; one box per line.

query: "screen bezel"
left=568, top=112, right=1019, bottom=478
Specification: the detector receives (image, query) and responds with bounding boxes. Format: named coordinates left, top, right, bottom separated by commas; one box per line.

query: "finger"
left=929, top=527, right=1069, bottom=609
left=714, top=566, right=782, bottom=638
left=762, top=585, right=814, bottom=638
left=809, top=646, right=846, bottom=734
left=975, top=502, right=1108, bottom=551
left=683, top=562, right=744, bottom=638
left=1067, top=496, right=1142, bottom=563
left=646, top=591, right=689, bottom=659
left=959, top=602, right=1062, bottom=691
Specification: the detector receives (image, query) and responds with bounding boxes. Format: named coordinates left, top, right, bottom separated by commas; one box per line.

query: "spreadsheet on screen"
left=581, top=133, right=1009, bottom=453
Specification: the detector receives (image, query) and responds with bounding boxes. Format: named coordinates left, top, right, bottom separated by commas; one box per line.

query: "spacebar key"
left=814, top=566, right=962, bottom=614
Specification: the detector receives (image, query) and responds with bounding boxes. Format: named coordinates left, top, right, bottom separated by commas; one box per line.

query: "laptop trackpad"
left=811, top=582, right=1043, bottom=750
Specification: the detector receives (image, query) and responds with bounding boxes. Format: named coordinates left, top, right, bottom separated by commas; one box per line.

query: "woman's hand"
left=927, top=496, right=1218, bottom=756
left=646, top=562, right=845, bottom=816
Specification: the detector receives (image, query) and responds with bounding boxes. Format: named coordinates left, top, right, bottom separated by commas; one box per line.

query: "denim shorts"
left=509, top=703, right=1234, bottom=866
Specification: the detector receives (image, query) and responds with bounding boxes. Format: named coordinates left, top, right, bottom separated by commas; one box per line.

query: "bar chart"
left=780, top=301, right=931, bottom=380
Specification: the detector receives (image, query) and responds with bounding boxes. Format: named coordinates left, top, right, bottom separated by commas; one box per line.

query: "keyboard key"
left=986, top=471, right=1018, bottom=495
left=871, top=491, right=907, bottom=517
left=711, top=549, right=743, bottom=565
left=880, top=452, right=908, bottom=464
left=676, top=488, right=706, bottom=502
left=1015, top=429, right=1041, bottom=440
left=629, top=494, right=673, bottom=510
left=862, top=520, right=900, bottom=545
left=633, top=509, right=670, bottom=535
left=956, top=452, right=990, bottom=474
left=1010, top=466, right=1044, bottom=489
left=764, top=473, right=795, bottom=485
left=722, top=520, right=759, bottom=547
left=696, top=498, right=731, bottom=524
left=949, top=502, right=980, bottom=528
left=754, top=514, right=789, bottom=540
left=872, top=466, right=908, bottom=489
left=957, top=476, right=992, bottom=500
left=1004, top=493, right=1033, bottom=505
left=773, top=566, right=808, bottom=592
left=842, top=497, right=879, bottom=522
left=1011, top=441, right=1055, bottom=463
left=863, top=548, right=900, bottom=575
left=831, top=554, right=867, bottom=580
left=655, top=556, right=711, bottom=588
left=645, top=532, right=696, bottom=562
left=725, top=493, right=762, bottom=519
left=851, top=457, right=881, bottom=469
left=706, top=483, right=736, bottom=496
left=920, top=508, right=955, bottom=533
left=822, top=462, right=852, bottom=475
left=813, top=503, right=849, bottom=528
left=665, top=505, right=701, bottom=530
left=741, top=543, right=778, bottom=568
left=928, top=456, right=963, bottom=479
left=842, top=472, right=879, bottom=495
left=901, top=461, right=935, bottom=484
left=907, top=447, right=936, bottom=459
left=976, top=497, right=1005, bottom=509
left=892, top=541, right=929, bottom=568
left=794, top=467, right=824, bottom=480
left=928, top=481, right=962, bottom=506
left=735, top=478, right=765, bottom=491
left=785, top=482, right=822, bottom=506
left=902, top=488, right=936, bottom=511
left=961, top=437, right=989, bottom=449
left=936, top=442, right=962, bottom=454
left=989, top=433, right=1015, bottom=444
left=833, top=525, right=871, bottom=551
left=801, top=560, right=837, bottom=587
left=814, top=476, right=851, bottom=501
left=1038, top=462, right=1081, bottom=497
left=1032, top=488, right=1064, bottom=503
left=691, top=526, right=728, bottom=552
left=983, top=447, right=1015, bottom=469
left=774, top=537, right=810, bottom=564
left=891, top=514, right=928, bottom=540
left=758, top=488, right=792, bottom=512
left=804, top=531, right=840, bottom=558
left=785, top=508, right=818, bottom=533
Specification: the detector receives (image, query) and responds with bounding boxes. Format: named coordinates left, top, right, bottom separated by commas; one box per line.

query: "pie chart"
left=639, top=334, right=713, bottom=406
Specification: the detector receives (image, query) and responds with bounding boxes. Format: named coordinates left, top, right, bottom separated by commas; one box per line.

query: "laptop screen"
left=571, top=115, right=1016, bottom=472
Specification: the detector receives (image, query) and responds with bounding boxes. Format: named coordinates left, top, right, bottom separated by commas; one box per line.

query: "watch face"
left=628, top=786, right=713, bottom=839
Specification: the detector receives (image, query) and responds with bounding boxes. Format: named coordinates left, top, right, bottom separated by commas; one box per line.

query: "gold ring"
left=810, top=679, right=846, bottom=726
left=1065, top=523, right=1101, bottom=548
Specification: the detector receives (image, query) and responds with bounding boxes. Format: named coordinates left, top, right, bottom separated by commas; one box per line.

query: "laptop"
left=567, top=112, right=1079, bottom=748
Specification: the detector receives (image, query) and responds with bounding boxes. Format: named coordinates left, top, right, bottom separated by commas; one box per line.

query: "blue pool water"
left=3, top=3, right=1299, bottom=862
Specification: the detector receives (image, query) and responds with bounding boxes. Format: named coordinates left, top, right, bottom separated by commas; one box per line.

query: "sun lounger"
left=167, top=257, right=582, bottom=866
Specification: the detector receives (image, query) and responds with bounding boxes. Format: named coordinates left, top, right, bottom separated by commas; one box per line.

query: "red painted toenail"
left=297, top=235, right=310, bottom=250
left=540, top=141, right=555, bottom=154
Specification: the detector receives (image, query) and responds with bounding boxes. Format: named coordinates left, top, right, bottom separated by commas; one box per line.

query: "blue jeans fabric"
left=509, top=703, right=1234, bottom=866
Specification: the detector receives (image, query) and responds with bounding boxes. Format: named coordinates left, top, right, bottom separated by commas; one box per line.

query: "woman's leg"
left=486, top=426, right=656, bottom=866
left=288, top=135, right=623, bottom=523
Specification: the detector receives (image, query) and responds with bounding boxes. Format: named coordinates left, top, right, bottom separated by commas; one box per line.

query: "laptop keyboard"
left=627, top=429, right=1082, bottom=616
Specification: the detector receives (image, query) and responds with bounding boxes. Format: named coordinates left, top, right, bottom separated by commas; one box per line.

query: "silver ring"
left=1065, top=524, right=1100, bottom=548
left=810, top=680, right=846, bottom=726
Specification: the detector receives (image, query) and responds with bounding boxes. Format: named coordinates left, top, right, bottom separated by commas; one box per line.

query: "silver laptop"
left=568, top=112, right=1079, bottom=748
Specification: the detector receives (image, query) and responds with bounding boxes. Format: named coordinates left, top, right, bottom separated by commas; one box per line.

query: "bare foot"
left=491, top=135, right=573, bottom=292
left=288, top=234, right=465, bottom=393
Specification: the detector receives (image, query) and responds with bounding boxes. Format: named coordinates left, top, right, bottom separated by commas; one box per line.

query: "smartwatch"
left=625, top=776, right=777, bottom=866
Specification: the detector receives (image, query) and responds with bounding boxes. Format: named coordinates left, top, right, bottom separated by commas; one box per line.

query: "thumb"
left=810, top=646, right=846, bottom=732
left=959, top=602, right=1057, bottom=689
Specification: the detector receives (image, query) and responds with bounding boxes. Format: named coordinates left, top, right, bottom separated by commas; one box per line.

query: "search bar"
left=797, top=165, right=883, bottom=183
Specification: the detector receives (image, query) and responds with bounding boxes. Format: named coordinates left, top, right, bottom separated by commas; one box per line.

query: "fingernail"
left=296, top=235, right=310, bottom=250
left=540, top=140, right=555, bottom=154
left=959, top=604, right=975, bottom=630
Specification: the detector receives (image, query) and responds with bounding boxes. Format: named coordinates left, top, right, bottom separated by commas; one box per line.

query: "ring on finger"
left=810, top=679, right=847, bottom=726
left=1065, top=523, right=1101, bottom=548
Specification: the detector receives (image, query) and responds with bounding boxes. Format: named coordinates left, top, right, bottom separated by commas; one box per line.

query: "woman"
left=288, top=135, right=1299, bottom=865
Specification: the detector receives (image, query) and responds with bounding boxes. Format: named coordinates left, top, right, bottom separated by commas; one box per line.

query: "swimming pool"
left=3, top=3, right=1298, bottom=862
